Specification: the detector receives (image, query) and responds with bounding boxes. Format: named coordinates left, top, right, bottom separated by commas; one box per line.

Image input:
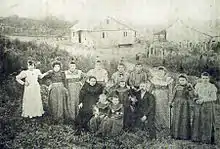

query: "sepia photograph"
left=0, top=0, right=220, bottom=148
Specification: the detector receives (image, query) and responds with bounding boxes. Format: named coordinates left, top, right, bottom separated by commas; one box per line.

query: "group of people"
left=16, top=57, right=218, bottom=144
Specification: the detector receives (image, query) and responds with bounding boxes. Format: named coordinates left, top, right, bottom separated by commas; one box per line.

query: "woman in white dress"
left=150, top=66, right=174, bottom=133
left=16, top=60, right=50, bottom=118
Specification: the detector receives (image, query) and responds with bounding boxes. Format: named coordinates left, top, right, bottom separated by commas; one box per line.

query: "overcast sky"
left=0, top=0, right=219, bottom=25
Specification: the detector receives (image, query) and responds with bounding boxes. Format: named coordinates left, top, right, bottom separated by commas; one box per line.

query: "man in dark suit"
left=135, top=81, right=156, bottom=139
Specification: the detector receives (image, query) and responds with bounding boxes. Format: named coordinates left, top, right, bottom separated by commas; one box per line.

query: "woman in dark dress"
left=169, top=74, right=194, bottom=140
left=47, top=60, right=69, bottom=124
left=75, top=76, right=103, bottom=135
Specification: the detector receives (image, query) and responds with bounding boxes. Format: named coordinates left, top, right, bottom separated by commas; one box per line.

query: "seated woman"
left=74, top=76, right=104, bottom=135
left=101, top=95, right=124, bottom=137
left=89, top=94, right=110, bottom=133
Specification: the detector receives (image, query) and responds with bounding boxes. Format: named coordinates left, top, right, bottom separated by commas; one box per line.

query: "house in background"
left=153, top=19, right=216, bottom=43
left=70, top=17, right=137, bottom=48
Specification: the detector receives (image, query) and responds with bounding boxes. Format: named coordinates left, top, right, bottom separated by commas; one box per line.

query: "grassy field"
left=1, top=36, right=220, bottom=148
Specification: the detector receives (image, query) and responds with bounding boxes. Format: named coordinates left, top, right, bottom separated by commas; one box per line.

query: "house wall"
left=166, top=22, right=211, bottom=42
left=71, top=29, right=136, bottom=48
left=70, top=17, right=137, bottom=48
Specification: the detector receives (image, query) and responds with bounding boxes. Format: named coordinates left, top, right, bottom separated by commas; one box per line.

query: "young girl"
left=103, top=79, right=115, bottom=98
left=89, top=94, right=110, bottom=133
left=169, top=74, right=194, bottom=140
left=46, top=60, right=69, bottom=123
left=16, top=60, right=50, bottom=118
left=104, top=95, right=124, bottom=137
left=115, top=80, right=131, bottom=107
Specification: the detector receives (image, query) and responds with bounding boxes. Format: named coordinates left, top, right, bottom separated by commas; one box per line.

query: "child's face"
left=53, top=65, right=61, bottom=72
left=135, top=65, right=142, bottom=72
left=119, top=82, right=126, bottom=88
left=99, top=96, right=107, bottom=103
left=179, top=77, right=187, bottom=85
left=112, top=97, right=119, bottom=105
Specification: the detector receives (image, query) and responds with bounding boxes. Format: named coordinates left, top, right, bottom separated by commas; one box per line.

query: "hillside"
left=0, top=15, right=78, bottom=37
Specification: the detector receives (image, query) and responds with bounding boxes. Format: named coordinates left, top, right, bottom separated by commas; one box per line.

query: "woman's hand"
left=196, top=100, right=203, bottom=105
left=78, top=103, right=83, bottom=109
left=24, top=81, right=29, bottom=86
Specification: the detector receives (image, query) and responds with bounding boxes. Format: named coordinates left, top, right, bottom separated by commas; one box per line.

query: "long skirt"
left=65, top=82, right=81, bottom=121
left=171, top=99, right=191, bottom=140
left=48, top=83, right=68, bottom=123
left=192, top=102, right=215, bottom=144
left=22, top=83, right=44, bottom=118
left=101, top=117, right=123, bottom=137
left=153, top=88, right=170, bottom=131
left=89, top=116, right=107, bottom=133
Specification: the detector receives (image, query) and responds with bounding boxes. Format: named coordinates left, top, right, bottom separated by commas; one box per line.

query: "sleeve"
left=16, top=71, right=27, bottom=80
left=206, top=85, right=217, bottom=102
left=145, top=95, right=156, bottom=117
left=170, top=85, right=178, bottom=103
left=79, top=84, right=86, bottom=104
left=36, top=69, right=43, bottom=79
left=111, top=73, right=116, bottom=84
left=128, top=72, right=134, bottom=86
left=87, top=69, right=93, bottom=77
left=104, top=70, right=108, bottom=83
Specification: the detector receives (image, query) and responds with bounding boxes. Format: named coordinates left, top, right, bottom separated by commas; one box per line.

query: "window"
left=106, top=19, right=109, bottom=24
left=123, top=32, right=128, bottom=37
left=102, top=32, right=105, bottom=38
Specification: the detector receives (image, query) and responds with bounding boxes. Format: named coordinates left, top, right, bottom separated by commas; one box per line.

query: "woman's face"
left=179, top=77, right=187, bottom=85
left=112, top=97, right=119, bottom=105
left=201, top=76, right=210, bottom=84
left=89, top=78, right=97, bottom=86
left=69, top=64, right=76, bottom=72
left=157, top=69, right=166, bottom=77
left=119, top=82, right=126, bottom=88
left=53, top=65, right=61, bottom=72
left=28, top=64, right=35, bottom=70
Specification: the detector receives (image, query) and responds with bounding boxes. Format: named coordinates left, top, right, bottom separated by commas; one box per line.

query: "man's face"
left=179, top=77, right=187, bottom=85
left=140, top=83, right=151, bottom=91
left=69, top=64, right=76, bottom=71
left=118, top=65, right=125, bottom=72
left=95, top=62, right=102, bottom=69
left=135, top=65, right=142, bottom=72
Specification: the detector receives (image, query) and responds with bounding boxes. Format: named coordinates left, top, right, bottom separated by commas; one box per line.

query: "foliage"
left=1, top=36, right=220, bottom=148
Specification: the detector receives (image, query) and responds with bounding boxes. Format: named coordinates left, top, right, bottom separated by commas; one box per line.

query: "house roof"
left=154, top=19, right=220, bottom=38
left=70, top=16, right=137, bottom=32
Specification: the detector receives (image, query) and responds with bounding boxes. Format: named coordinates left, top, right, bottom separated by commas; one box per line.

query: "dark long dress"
left=102, top=103, right=124, bottom=137
left=136, top=90, right=156, bottom=139
left=47, top=71, right=69, bottom=123
left=89, top=101, right=110, bottom=132
left=75, top=82, right=103, bottom=131
left=124, top=100, right=138, bottom=131
left=171, top=84, right=193, bottom=140
left=192, top=82, right=217, bottom=144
